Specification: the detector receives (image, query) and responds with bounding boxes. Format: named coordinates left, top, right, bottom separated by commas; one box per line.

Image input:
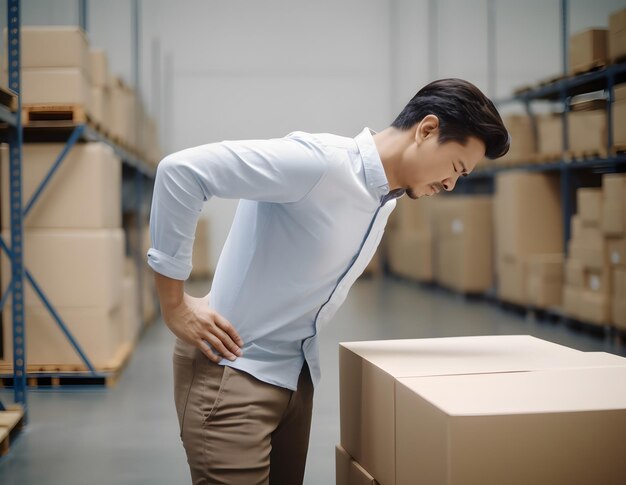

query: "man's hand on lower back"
left=162, top=292, right=244, bottom=363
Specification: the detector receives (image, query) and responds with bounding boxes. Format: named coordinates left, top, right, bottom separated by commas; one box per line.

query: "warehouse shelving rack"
left=0, top=0, right=157, bottom=424
left=458, top=50, right=626, bottom=255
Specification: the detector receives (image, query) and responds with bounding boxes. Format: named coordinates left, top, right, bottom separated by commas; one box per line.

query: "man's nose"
left=442, top=176, right=457, bottom=191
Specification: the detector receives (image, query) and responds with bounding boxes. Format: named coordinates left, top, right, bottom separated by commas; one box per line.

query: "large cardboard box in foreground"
left=336, top=445, right=378, bottom=485
left=0, top=229, right=124, bottom=310
left=1, top=142, right=121, bottom=229
left=396, top=367, right=626, bottom=485
left=339, top=335, right=626, bottom=485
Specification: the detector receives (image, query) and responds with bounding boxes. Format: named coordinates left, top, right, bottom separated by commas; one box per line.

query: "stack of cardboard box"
left=569, top=28, right=608, bottom=75
left=338, top=335, right=626, bottom=485
left=90, top=49, right=111, bottom=134
left=613, top=84, right=626, bottom=149
left=494, top=172, right=563, bottom=307
left=563, top=186, right=614, bottom=326
left=601, top=174, right=626, bottom=329
left=432, top=196, right=493, bottom=294
left=496, top=115, right=534, bottom=165
left=0, top=143, right=137, bottom=368
left=568, top=98, right=608, bottom=156
left=18, top=27, right=92, bottom=113
left=526, top=253, right=564, bottom=309
left=385, top=196, right=434, bottom=282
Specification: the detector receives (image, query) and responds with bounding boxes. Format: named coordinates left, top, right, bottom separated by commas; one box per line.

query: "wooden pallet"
left=0, top=404, right=24, bottom=457
left=0, top=84, right=17, bottom=112
left=530, top=152, right=563, bottom=164
left=537, top=72, right=567, bottom=88
left=565, top=148, right=608, bottom=161
left=612, top=145, right=626, bottom=156
left=0, top=342, right=134, bottom=389
left=22, top=104, right=89, bottom=125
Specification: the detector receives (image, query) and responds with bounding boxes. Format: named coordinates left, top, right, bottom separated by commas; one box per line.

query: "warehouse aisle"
left=1, top=276, right=623, bottom=485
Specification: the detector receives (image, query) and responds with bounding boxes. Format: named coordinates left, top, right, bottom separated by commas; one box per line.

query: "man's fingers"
left=211, top=326, right=242, bottom=357
left=203, top=333, right=237, bottom=361
left=198, top=340, right=222, bottom=363
left=213, top=313, right=244, bottom=348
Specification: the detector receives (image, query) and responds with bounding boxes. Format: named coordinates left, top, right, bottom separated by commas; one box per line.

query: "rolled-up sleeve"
left=147, top=132, right=329, bottom=280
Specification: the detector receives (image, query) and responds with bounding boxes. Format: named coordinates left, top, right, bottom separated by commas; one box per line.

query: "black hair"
left=391, top=78, right=510, bottom=159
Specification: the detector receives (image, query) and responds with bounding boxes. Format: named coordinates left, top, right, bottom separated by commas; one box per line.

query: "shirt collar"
left=354, top=127, right=391, bottom=199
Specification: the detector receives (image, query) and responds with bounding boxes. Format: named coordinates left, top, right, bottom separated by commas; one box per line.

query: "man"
left=147, top=78, right=509, bottom=484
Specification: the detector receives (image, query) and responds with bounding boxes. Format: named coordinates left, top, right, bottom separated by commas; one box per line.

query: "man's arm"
left=154, top=272, right=243, bottom=363
left=147, top=133, right=328, bottom=361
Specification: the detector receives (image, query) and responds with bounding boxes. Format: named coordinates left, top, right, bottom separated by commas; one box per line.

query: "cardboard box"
left=91, top=87, right=105, bottom=128
left=613, top=299, right=626, bottom=329
left=615, top=84, right=626, bottom=103
left=609, top=8, right=626, bottom=62
left=339, top=335, right=625, bottom=485
left=614, top=100, right=626, bottom=148
left=434, top=196, right=493, bottom=293
left=537, top=114, right=563, bottom=156
left=0, top=229, right=124, bottom=311
left=1, top=142, right=121, bottom=229
left=565, top=259, right=584, bottom=287
left=21, top=68, right=91, bottom=110
left=396, top=367, right=626, bottom=485
left=336, top=445, right=379, bottom=485
left=497, top=115, right=535, bottom=164
left=568, top=109, right=607, bottom=154
left=2, top=304, right=123, bottom=367
left=526, top=254, right=563, bottom=309
left=563, top=285, right=581, bottom=318
left=569, top=28, right=608, bottom=74
left=585, top=269, right=610, bottom=293
left=577, top=188, right=602, bottom=227
left=14, top=26, right=90, bottom=77
left=570, top=214, right=583, bottom=240
left=90, top=49, right=109, bottom=88
left=386, top=231, right=433, bottom=282
left=603, top=202, right=625, bottom=236
left=498, top=256, right=526, bottom=305
left=494, top=172, right=562, bottom=262
left=607, top=238, right=626, bottom=267
left=390, top=196, right=435, bottom=236
left=614, top=267, right=626, bottom=298
left=110, top=77, right=137, bottom=148
left=579, top=290, right=610, bottom=325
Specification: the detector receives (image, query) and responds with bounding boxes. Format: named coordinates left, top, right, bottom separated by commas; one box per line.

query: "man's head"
left=377, top=78, right=509, bottom=199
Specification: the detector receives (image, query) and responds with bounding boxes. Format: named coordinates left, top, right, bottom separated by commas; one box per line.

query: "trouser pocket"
left=173, top=353, right=196, bottom=439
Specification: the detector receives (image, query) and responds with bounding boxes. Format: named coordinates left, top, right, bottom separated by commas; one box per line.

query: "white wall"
left=10, top=0, right=626, bottom=271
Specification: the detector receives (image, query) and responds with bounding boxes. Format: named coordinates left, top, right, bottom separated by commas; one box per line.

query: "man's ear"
left=415, top=114, right=440, bottom=145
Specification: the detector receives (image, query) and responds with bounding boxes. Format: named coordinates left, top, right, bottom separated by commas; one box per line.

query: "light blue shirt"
left=147, top=127, right=402, bottom=390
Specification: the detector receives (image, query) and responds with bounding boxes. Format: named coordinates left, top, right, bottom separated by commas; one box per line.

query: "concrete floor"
left=1, top=276, right=624, bottom=484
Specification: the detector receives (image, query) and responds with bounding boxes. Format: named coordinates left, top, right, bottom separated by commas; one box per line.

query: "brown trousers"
left=173, top=341, right=314, bottom=485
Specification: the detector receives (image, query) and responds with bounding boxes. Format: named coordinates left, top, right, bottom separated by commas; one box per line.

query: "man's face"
left=397, top=118, right=486, bottom=199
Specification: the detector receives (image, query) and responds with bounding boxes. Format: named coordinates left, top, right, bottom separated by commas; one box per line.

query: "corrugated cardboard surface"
left=21, top=68, right=91, bottom=108
left=494, top=172, right=562, bottom=261
left=386, top=231, right=433, bottom=282
left=396, top=367, right=626, bottom=485
left=434, top=196, right=493, bottom=293
left=2, top=304, right=123, bottom=367
left=609, top=8, right=626, bottom=62
left=1, top=142, right=121, bottom=230
left=339, top=335, right=626, bottom=485
left=0, top=228, right=125, bottom=311
left=569, top=28, right=608, bottom=73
